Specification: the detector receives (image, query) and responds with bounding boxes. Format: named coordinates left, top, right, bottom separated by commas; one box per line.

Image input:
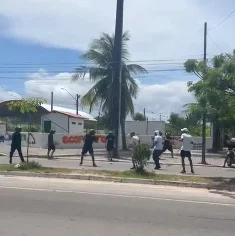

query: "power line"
left=209, top=9, right=235, bottom=31
left=207, top=33, right=223, bottom=53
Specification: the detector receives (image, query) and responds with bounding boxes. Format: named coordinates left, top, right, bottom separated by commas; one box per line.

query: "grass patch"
left=0, top=164, right=233, bottom=186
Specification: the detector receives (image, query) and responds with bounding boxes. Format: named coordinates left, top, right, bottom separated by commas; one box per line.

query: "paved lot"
left=0, top=176, right=235, bottom=235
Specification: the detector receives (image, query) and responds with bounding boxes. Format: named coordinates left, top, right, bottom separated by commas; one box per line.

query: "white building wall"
left=0, top=124, right=6, bottom=135
left=69, top=117, right=84, bottom=134
left=125, top=121, right=165, bottom=135
left=42, top=113, right=69, bottom=133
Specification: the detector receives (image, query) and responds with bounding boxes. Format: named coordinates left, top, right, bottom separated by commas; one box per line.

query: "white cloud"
left=23, top=71, right=194, bottom=118
left=0, top=87, right=22, bottom=102
left=1, top=0, right=234, bottom=60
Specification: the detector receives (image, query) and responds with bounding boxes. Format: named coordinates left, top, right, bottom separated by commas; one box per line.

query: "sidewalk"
left=0, top=154, right=234, bottom=178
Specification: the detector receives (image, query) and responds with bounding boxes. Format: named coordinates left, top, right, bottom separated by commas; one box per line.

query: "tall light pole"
left=61, top=88, right=80, bottom=115
left=112, top=0, right=124, bottom=155
left=201, top=22, right=207, bottom=164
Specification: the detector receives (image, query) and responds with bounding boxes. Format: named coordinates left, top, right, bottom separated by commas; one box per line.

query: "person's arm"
left=179, top=134, right=184, bottom=142
left=154, top=136, right=158, bottom=146
left=105, top=136, right=108, bottom=148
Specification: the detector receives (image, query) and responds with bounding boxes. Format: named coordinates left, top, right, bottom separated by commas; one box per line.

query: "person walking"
left=9, top=127, right=25, bottom=164
left=153, top=130, right=163, bottom=170
left=47, top=130, right=56, bottom=159
left=129, top=132, right=140, bottom=170
left=105, top=130, right=115, bottom=162
left=180, top=128, right=194, bottom=174
left=80, top=129, right=97, bottom=167
left=162, top=132, right=174, bottom=158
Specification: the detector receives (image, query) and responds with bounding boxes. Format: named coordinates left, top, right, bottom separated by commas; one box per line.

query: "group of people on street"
left=9, top=126, right=194, bottom=174
left=152, top=128, right=194, bottom=173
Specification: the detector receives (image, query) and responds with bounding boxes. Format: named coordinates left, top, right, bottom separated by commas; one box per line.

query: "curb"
left=0, top=171, right=234, bottom=191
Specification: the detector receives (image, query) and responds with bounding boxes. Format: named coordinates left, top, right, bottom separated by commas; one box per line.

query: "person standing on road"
left=47, top=130, right=56, bottom=159
left=105, top=131, right=115, bottom=162
left=162, top=132, right=174, bottom=158
left=153, top=130, right=163, bottom=170
left=80, top=129, right=97, bottom=167
left=9, top=127, right=25, bottom=164
left=179, top=128, right=194, bottom=174
left=129, top=132, right=140, bottom=170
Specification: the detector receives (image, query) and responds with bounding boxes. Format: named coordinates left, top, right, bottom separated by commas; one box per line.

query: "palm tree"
left=72, top=31, right=147, bottom=149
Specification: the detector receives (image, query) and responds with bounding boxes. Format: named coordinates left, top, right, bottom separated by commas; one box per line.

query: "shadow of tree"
left=208, top=177, right=235, bottom=191
left=209, top=189, right=235, bottom=200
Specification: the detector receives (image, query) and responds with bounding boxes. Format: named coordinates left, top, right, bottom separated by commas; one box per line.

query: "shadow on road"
left=209, top=189, right=235, bottom=200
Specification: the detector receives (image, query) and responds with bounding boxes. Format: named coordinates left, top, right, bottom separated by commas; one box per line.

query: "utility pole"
left=159, top=113, right=162, bottom=121
left=51, top=92, right=53, bottom=111
left=143, top=108, right=146, bottom=117
left=112, top=0, right=124, bottom=155
left=76, top=94, right=79, bottom=115
left=201, top=22, right=207, bottom=164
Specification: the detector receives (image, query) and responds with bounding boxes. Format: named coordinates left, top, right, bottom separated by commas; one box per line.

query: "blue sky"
left=0, top=0, right=235, bottom=117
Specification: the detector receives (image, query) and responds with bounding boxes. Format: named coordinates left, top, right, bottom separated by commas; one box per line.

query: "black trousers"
left=9, top=146, right=25, bottom=163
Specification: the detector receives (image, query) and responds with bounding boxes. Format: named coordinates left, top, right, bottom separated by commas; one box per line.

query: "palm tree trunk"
left=120, top=117, right=127, bottom=150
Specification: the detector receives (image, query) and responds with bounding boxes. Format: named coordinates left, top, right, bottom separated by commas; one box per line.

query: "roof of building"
left=0, top=100, right=97, bottom=121
left=50, top=110, right=86, bottom=119
left=41, top=104, right=96, bottom=121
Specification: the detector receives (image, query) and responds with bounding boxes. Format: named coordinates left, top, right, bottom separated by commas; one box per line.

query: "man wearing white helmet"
left=180, top=128, right=194, bottom=174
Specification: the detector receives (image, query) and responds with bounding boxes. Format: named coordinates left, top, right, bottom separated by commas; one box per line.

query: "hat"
left=155, top=130, right=159, bottom=134
left=181, top=128, right=189, bottom=132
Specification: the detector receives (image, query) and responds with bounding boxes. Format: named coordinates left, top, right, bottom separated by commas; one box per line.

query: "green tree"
left=72, top=32, right=147, bottom=149
left=133, top=112, right=146, bottom=121
left=95, top=112, right=111, bottom=131
left=8, top=98, right=46, bottom=161
left=184, top=50, right=235, bottom=152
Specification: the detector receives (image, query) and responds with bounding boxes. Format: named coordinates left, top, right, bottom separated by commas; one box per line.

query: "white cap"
left=155, top=130, right=159, bottom=134
left=181, top=128, right=189, bottom=132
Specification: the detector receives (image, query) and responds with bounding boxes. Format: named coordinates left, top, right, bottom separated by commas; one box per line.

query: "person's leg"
left=187, top=152, right=194, bottom=174
left=130, top=148, right=136, bottom=169
left=107, top=150, right=111, bottom=161
left=51, top=145, right=55, bottom=159
left=155, top=150, right=161, bottom=169
left=180, top=151, right=186, bottom=173
left=47, top=146, right=51, bottom=159
left=9, top=146, right=16, bottom=164
left=152, top=150, right=157, bottom=167
left=169, top=146, right=174, bottom=158
left=17, top=147, right=25, bottom=162
left=90, top=148, right=97, bottom=167
left=223, top=153, right=230, bottom=167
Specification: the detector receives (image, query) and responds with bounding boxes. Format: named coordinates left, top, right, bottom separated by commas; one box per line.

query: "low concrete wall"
left=4, top=132, right=213, bottom=150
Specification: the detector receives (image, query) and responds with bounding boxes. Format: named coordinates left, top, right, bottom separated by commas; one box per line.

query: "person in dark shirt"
left=47, top=130, right=56, bottom=159
left=9, top=127, right=25, bottom=164
left=105, top=131, right=115, bottom=161
left=162, top=132, right=174, bottom=158
left=80, top=129, right=97, bottom=167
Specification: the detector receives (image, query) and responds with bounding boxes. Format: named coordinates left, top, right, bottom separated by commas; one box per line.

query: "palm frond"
left=126, top=64, right=148, bottom=75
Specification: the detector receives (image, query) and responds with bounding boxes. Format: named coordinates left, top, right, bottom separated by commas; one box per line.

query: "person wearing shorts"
left=47, top=130, right=55, bottom=159
left=105, top=131, right=115, bottom=162
left=80, top=129, right=97, bottom=167
left=180, top=128, right=194, bottom=174
left=162, top=132, right=174, bottom=158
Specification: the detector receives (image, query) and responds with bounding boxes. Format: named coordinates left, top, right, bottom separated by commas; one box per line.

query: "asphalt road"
left=0, top=176, right=235, bottom=235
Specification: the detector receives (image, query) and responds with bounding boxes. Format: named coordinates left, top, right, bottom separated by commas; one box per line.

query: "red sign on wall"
left=62, top=135, right=106, bottom=144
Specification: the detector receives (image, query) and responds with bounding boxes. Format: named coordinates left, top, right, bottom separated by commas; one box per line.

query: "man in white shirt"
left=129, top=132, right=140, bottom=170
left=180, top=128, right=194, bottom=174
left=153, top=130, right=163, bottom=170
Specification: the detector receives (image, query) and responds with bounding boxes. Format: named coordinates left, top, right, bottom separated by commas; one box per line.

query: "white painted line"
left=0, top=185, right=235, bottom=207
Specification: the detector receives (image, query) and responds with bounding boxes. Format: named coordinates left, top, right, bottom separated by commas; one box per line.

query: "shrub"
left=18, top=161, right=41, bottom=170
left=133, top=144, right=151, bottom=171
